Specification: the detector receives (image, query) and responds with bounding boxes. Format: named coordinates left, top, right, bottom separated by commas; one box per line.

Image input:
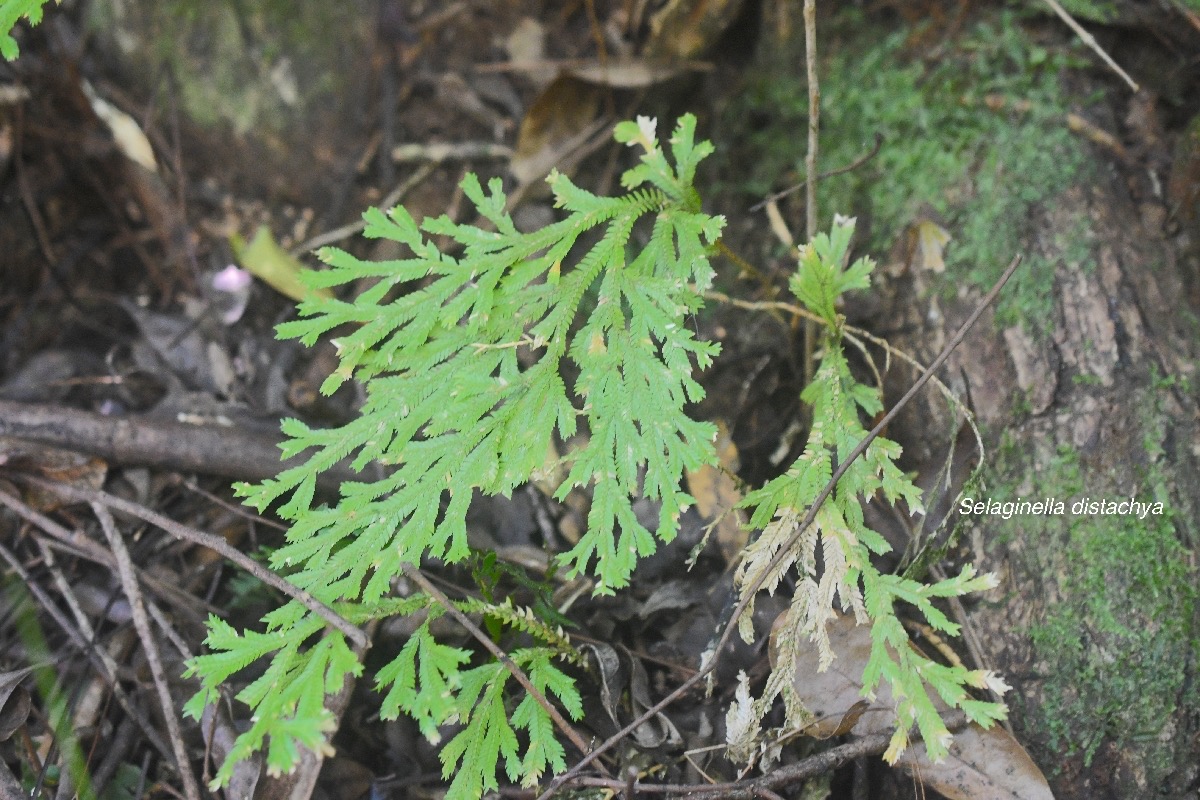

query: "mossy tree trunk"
left=882, top=169, right=1200, bottom=798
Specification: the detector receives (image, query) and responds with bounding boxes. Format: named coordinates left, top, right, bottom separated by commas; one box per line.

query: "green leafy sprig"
left=0, top=0, right=55, bottom=59
left=187, top=114, right=725, bottom=790
left=725, top=217, right=1007, bottom=764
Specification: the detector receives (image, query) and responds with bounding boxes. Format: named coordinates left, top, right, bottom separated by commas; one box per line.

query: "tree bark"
left=880, top=162, right=1200, bottom=797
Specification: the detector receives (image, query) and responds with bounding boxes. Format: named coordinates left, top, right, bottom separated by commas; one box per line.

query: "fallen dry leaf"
left=566, top=59, right=691, bottom=88
left=913, top=218, right=952, bottom=273
left=643, top=0, right=750, bottom=59
left=685, top=421, right=747, bottom=565
left=0, top=668, right=32, bottom=742
left=232, top=225, right=332, bottom=304
left=774, top=611, right=1054, bottom=799
left=510, top=76, right=603, bottom=186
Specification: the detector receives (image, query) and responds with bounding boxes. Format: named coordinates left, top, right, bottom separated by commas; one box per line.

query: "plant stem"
left=804, top=0, right=819, bottom=241
left=802, top=0, right=821, bottom=390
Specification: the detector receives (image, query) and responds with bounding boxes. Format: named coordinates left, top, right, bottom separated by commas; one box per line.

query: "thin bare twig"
left=401, top=564, right=604, bottom=774
left=537, top=255, right=1022, bottom=799
left=703, top=291, right=822, bottom=325
left=1041, top=0, right=1139, bottom=92
left=178, top=477, right=288, bottom=532
left=801, top=0, right=821, bottom=395
left=803, top=0, right=819, bottom=241
left=569, top=711, right=969, bottom=799
left=0, top=486, right=216, bottom=617
left=0, top=538, right=177, bottom=767
left=292, top=162, right=437, bottom=255
left=33, top=538, right=181, bottom=760
left=17, top=477, right=367, bottom=648
left=146, top=598, right=195, bottom=662
left=748, top=133, right=883, bottom=213
left=91, top=502, right=202, bottom=800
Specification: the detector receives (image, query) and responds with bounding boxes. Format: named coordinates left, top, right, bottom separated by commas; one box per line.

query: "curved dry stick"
left=92, top=501, right=202, bottom=800
left=536, top=255, right=1022, bottom=799
left=571, top=711, right=969, bottom=799
left=748, top=132, right=883, bottom=213
left=17, top=477, right=368, bottom=649
left=401, top=564, right=607, bottom=776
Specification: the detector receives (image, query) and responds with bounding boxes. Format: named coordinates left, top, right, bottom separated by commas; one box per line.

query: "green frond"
left=191, top=113, right=726, bottom=789
left=0, top=0, right=55, bottom=59
left=376, top=621, right=470, bottom=739
left=731, top=216, right=1005, bottom=765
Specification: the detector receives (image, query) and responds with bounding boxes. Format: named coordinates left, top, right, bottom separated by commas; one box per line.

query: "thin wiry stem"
left=92, top=502, right=203, bottom=800
left=19, top=477, right=368, bottom=648
left=749, top=132, right=882, bottom=213
left=801, top=0, right=821, bottom=391
left=1041, top=0, right=1139, bottom=92
left=803, top=0, right=819, bottom=240
left=565, top=711, right=969, bottom=799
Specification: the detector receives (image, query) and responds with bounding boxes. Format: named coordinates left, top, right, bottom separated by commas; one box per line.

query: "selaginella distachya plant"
left=182, top=115, right=1008, bottom=796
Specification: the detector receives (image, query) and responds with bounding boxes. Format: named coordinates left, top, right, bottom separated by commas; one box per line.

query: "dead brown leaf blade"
left=780, top=612, right=1054, bottom=799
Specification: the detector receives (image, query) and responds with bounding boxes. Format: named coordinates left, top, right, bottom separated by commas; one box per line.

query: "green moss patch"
left=989, top=408, right=1198, bottom=774
left=717, top=10, right=1090, bottom=329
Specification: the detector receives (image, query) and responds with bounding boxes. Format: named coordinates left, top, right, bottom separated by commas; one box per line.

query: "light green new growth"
left=726, top=218, right=1008, bottom=765
left=241, top=113, right=720, bottom=593
left=186, top=114, right=724, bottom=792
left=0, top=0, right=55, bottom=58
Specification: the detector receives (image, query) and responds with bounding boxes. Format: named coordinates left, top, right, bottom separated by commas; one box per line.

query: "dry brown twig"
left=803, top=0, right=819, bottom=242
left=800, top=0, right=821, bottom=393
left=0, top=399, right=359, bottom=490
left=15, top=476, right=368, bottom=648
left=91, top=501, right=203, bottom=800
left=0, top=485, right=214, bottom=616
left=1041, top=0, right=1139, bottom=92
left=32, top=536, right=183, bottom=759
left=291, top=162, right=437, bottom=255
left=0, top=536, right=179, bottom=771
left=569, top=711, right=969, bottom=800
left=748, top=133, right=884, bottom=213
